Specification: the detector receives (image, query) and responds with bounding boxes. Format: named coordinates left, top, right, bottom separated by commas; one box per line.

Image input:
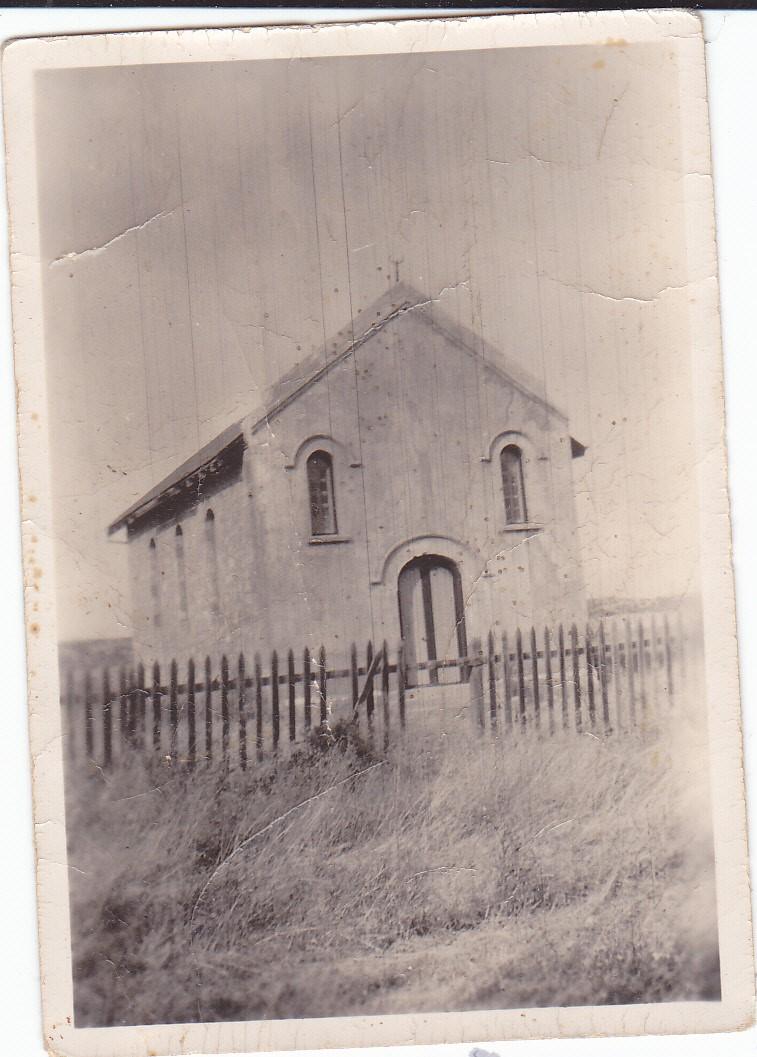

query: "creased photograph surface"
left=3, top=10, right=753, bottom=1054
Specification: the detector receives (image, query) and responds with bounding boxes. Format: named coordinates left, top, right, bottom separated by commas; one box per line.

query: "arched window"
left=149, top=537, right=161, bottom=627
left=175, top=524, right=189, bottom=620
left=500, top=444, right=527, bottom=524
left=307, top=451, right=337, bottom=536
left=205, top=509, right=220, bottom=615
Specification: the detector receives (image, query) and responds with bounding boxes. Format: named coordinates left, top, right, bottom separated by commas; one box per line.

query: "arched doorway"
left=398, top=555, right=468, bottom=687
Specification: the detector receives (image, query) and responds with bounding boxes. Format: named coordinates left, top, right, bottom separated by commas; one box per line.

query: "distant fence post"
left=84, top=671, right=94, bottom=759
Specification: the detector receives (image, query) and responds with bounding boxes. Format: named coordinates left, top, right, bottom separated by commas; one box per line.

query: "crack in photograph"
left=11, top=10, right=750, bottom=1047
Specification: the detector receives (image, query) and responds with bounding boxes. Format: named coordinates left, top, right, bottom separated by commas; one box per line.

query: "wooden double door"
left=398, top=555, right=468, bottom=687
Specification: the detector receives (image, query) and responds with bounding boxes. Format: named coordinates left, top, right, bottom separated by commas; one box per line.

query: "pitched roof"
left=108, top=282, right=581, bottom=534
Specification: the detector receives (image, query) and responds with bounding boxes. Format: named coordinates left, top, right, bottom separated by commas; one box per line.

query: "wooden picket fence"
left=62, top=613, right=691, bottom=771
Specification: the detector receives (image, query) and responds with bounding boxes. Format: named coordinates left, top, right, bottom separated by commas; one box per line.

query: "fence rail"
left=62, top=613, right=691, bottom=771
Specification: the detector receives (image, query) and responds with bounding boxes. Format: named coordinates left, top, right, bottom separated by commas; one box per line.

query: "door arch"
left=398, top=555, right=468, bottom=687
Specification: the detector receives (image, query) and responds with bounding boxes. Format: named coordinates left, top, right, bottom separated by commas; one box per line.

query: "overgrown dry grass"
left=66, top=702, right=720, bottom=1026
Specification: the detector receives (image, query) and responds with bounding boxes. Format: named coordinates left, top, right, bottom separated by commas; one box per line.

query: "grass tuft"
left=66, top=699, right=719, bottom=1026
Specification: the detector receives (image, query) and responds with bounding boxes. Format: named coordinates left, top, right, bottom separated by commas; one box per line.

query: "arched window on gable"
left=500, top=444, right=527, bottom=524
left=205, top=509, right=220, bottom=615
left=307, top=451, right=337, bottom=536
left=175, top=524, right=189, bottom=620
left=149, top=537, right=161, bottom=628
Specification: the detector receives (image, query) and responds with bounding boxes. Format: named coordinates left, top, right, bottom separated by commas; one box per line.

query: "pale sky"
left=35, top=42, right=703, bottom=642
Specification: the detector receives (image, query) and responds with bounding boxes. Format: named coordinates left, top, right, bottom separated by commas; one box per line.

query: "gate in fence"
left=62, top=613, right=690, bottom=771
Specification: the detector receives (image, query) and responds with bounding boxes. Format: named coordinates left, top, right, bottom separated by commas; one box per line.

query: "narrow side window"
left=306, top=451, right=337, bottom=536
left=500, top=444, right=527, bottom=524
left=149, top=538, right=161, bottom=628
left=175, top=524, right=189, bottom=620
left=205, top=509, right=220, bottom=615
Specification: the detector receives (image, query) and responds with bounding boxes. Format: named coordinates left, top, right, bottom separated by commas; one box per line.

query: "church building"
left=108, top=283, right=587, bottom=682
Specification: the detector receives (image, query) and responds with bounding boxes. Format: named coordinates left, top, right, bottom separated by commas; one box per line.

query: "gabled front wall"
left=128, top=305, right=585, bottom=668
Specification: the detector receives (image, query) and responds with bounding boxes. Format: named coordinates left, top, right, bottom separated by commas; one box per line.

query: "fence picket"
left=255, top=653, right=263, bottom=760
left=502, top=632, right=513, bottom=729
left=544, top=626, right=555, bottom=735
left=303, top=647, right=312, bottom=731
left=637, top=620, right=647, bottom=719
left=350, top=642, right=359, bottom=710
left=221, top=654, right=230, bottom=761
left=238, top=653, right=247, bottom=771
left=118, top=666, right=128, bottom=744
left=137, top=663, right=146, bottom=747
left=365, top=641, right=375, bottom=732
left=287, top=650, right=296, bottom=743
left=397, top=641, right=406, bottom=730
left=611, top=622, right=622, bottom=730
left=530, top=626, right=540, bottom=730
left=381, top=639, right=390, bottom=748
left=187, top=658, right=196, bottom=768
left=598, top=621, right=610, bottom=731
left=271, top=651, right=280, bottom=751
left=570, top=623, right=582, bottom=733
left=663, top=615, right=674, bottom=704
left=152, top=662, right=161, bottom=753
left=102, top=669, right=113, bottom=768
left=487, top=630, right=497, bottom=730
left=318, top=646, right=327, bottom=724
left=169, top=660, right=178, bottom=761
left=516, top=628, right=526, bottom=728
left=625, top=620, right=636, bottom=726
left=558, top=624, right=568, bottom=731
left=66, top=670, right=76, bottom=761
left=585, top=625, right=596, bottom=728
left=129, top=668, right=140, bottom=750
left=204, top=656, right=212, bottom=761
left=84, top=671, right=94, bottom=758
left=650, top=614, right=659, bottom=712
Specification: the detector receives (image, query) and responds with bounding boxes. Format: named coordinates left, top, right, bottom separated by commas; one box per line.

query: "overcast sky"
left=36, top=41, right=702, bottom=642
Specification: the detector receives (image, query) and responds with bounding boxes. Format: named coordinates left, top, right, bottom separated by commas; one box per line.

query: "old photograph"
left=3, top=9, right=753, bottom=1054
